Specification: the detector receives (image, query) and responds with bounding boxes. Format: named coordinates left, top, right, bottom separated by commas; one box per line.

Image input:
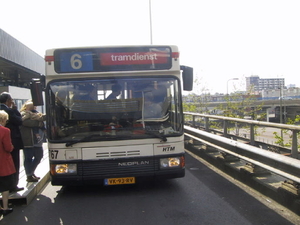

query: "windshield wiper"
left=65, top=134, right=101, bottom=147
left=145, top=130, right=167, bottom=142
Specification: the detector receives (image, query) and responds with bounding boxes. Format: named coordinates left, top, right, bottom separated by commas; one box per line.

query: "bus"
left=32, top=45, right=193, bottom=186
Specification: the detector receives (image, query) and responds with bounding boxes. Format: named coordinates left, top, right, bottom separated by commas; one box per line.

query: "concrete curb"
left=1, top=143, right=50, bottom=205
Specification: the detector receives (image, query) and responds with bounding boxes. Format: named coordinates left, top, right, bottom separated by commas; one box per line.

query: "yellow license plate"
left=104, top=177, right=135, bottom=185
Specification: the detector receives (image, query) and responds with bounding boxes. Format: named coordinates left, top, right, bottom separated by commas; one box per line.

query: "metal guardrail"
left=184, top=112, right=300, bottom=158
left=183, top=112, right=300, bottom=185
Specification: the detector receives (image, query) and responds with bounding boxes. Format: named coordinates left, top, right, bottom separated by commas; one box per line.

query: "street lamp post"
left=225, top=78, right=238, bottom=116
left=149, top=0, right=153, bottom=44
left=226, top=78, right=239, bottom=95
left=279, top=86, right=283, bottom=124
left=278, top=85, right=284, bottom=144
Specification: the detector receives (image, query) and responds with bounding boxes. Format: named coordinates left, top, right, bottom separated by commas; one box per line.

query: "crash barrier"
left=184, top=112, right=300, bottom=159
left=183, top=112, right=300, bottom=215
left=184, top=125, right=300, bottom=183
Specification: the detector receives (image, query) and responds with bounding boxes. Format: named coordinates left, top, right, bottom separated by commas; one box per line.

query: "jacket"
left=0, top=104, right=24, bottom=149
left=20, top=119, right=42, bottom=148
left=0, top=126, right=15, bottom=176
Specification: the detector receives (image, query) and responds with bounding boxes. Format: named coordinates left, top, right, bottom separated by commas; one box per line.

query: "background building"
left=246, top=75, right=285, bottom=93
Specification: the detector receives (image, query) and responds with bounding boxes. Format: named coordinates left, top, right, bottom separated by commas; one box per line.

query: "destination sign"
left=53, top=46, right=172, bottom=73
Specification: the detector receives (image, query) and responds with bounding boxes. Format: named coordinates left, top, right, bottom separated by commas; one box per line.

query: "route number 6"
left=70, top=54, right=82, bottom=69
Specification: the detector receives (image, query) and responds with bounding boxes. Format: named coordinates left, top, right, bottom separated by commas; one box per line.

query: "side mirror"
left=30, top=78, right=44, bottom=106
left=181, top=66, right=193, bottom=91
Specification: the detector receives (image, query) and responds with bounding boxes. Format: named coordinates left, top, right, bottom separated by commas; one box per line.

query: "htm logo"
left=162, top=146, right=175, bottom=152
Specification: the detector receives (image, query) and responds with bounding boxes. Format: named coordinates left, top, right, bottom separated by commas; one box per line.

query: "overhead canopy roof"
left=0, top=28, right=44, bottom=88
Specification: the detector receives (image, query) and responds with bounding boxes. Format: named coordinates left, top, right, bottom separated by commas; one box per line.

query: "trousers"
left=10, top=148, right=21, bottom=187
left=23, top=147, right=43, bottom=176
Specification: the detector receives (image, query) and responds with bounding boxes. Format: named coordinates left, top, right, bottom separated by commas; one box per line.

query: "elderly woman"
left=0, top=110, right=15, bottom=216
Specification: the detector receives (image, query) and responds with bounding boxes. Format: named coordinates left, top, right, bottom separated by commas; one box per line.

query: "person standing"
left=0, top=92, right=24, bottom=192
left=143, top=92, right=162, bottom=118
left=106, top=84, right=122, bottom=100
left=20, top=101, right=46, bottom=182
left=0, top=110, right=15, bottom=216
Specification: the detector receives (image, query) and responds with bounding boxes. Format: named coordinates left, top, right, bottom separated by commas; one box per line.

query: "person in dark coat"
left=0, top=92, right=24, bottom=192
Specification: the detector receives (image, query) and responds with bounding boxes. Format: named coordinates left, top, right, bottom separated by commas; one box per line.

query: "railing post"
left=192, top=115, right=196, bottom=127
left=223, top=120, right=228, bottom=138
left=291, top=130, right=299, bottom=159
left=250, top=124, right=255, bottom=146
left=205, top=117, right=209, bottom=131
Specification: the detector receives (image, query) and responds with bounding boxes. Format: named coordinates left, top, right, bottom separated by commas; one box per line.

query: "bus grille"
left=79, top=157, right=159, bottom=178
left=96, top=150, right=140, bottom=158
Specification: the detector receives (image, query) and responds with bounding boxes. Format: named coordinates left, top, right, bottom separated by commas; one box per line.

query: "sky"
left=1, top=0, right=300, bottom=94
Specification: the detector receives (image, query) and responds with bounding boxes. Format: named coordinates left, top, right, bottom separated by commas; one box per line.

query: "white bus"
left=32, top=45, right=193, bottom=186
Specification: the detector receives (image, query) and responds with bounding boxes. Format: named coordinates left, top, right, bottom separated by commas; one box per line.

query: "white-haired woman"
left=0, top=110, right=15, bottom=216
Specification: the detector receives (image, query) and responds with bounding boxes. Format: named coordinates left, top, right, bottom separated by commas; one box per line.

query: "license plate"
left=104, top=177, right=135, bottom=185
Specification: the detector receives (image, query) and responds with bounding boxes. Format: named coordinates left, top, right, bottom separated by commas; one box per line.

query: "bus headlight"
left=160, top=157, right=182, bottom=169
left=51, top=164, right=77, bottom=175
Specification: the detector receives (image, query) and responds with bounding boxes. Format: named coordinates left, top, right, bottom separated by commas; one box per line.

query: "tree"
left=213, top=86, right=266, bottom=136
left=273, top=115, right=300, bottom=147
left=183, top=75, right=211, bottom=114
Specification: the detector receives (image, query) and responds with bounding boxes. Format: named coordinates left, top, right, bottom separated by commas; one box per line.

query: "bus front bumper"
left=50, top=155, right=185, bottom=186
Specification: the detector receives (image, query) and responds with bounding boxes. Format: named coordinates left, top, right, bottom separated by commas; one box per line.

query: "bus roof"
left=45, top=45, right=179, bottom=55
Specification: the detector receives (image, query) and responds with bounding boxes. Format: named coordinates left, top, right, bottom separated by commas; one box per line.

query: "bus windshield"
left=47, top=76, right=183, bottom=143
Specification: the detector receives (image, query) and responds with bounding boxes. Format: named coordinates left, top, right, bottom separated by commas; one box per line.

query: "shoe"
left=1, top=208, right=13, bottom=216
left=33, top=174, right=40, bottom=179
left=27, top=176, right=39, bottom=182
left=9, top=187, right=24, bottom=192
